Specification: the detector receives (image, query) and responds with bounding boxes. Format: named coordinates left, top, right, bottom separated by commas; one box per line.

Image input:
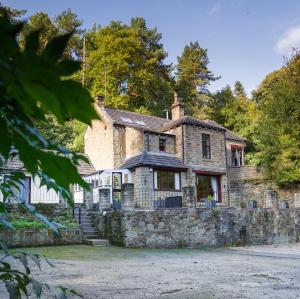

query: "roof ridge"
left=104, top=107, right=171, bottom=122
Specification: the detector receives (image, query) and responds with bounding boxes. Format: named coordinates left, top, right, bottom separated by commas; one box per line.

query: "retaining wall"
left=96, top=208, right=300, bottom=248
left=0, top=228, right=83, bottom=248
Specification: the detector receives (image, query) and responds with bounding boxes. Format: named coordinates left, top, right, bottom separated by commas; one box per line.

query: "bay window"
left=153, top=170, right=181, bottom=191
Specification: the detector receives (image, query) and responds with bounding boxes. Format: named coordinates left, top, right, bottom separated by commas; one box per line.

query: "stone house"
left=85, top=94, right=246, bottom=208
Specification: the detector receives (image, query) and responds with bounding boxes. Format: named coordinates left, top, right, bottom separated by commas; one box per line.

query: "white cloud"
left=208, top=0, right=222, bottom=16
left=275, top=25, right=300, bottom=55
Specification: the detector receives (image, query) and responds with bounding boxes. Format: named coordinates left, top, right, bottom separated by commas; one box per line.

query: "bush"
left=1, top=205, right=79, bottom=230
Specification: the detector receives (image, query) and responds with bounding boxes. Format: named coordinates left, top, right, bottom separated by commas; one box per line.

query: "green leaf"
left=25, top=29, right=41, bottom=53
left=42, top=32, right=73, bottom=61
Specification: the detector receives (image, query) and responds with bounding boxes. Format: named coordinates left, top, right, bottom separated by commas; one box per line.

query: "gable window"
left=159, top=138, right=166, bottom=152
left=231, top=146, right=244, bottom=166
left=153, top=170, right=181, bottom=191
left=202, top=134, right=211, bottom=159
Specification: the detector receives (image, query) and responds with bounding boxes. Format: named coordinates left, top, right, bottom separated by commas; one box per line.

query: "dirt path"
left=1, top=244, right=300, bottom=298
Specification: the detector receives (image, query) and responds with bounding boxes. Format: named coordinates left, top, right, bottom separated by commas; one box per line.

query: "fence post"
left=183, top=186, right=195, bottom=208
left=121, top=183, right=134, bottom=211
left=265, top=189, right=278, bottom=208
left=99, top=188, right=111, bottom=211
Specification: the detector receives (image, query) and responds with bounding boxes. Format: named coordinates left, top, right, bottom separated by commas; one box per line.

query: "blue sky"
left=4, top=0, right=300, bottom=95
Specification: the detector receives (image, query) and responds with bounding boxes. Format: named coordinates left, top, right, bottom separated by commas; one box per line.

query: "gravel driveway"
left=1, top=243, right=300, bottom=298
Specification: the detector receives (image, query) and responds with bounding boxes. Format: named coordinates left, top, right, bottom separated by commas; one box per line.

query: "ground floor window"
left=153, top=170, right=181, bottom=191
left=196, top=174, right=220, bottom=202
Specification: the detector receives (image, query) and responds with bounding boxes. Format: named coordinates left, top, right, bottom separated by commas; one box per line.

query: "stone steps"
left=83, top=239, right=110, bottom=246
left=73, top=207, right=101, bottom=243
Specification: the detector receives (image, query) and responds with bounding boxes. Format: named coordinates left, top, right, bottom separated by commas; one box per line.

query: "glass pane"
left=175, top=173, right=180, bottom=190
left=154, top=171, right=158, bottom=189
left=161, top=171, right=167, bottom=190
left=168, top=172, right=175, bottom=190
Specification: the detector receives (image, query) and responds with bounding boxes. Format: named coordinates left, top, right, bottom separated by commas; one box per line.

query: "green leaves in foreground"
left=0, top=15, right=99, bottom=204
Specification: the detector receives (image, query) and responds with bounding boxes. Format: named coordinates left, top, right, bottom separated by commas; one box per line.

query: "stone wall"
left=125, top=127, right=144, bottom=159
left=144, top=132, right=176, bottom=155
left=183, top=125, right=226, bottom=171
left=228, top=166, right=261, bottom=184
left=84, top=107, right=114, bottom=170
left=0, top=228, right=83, bottom=248
left=97, top=208, right=300, bottom=248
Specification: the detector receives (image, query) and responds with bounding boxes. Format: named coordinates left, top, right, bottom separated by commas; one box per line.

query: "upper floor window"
left=202, top=134, right=211, bottom=159
left=231, top=146, right=243, bottom=166
left=159, top=138, right=166, bottom=152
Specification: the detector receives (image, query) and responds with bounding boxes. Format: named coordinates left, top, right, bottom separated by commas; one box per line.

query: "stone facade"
left=85, top=107, right=114, bottom=170
left=0, top=228, right=83, bottom=248
left=97, top=208, right=300, bottom=248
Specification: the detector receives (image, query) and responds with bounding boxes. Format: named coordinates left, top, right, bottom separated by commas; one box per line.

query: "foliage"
left=37, top=115, right=87, bottom=152
left=2, top=205, right=79, bottom=229
left=209, top=81, right=258, bottom=155
left=0, top=14, right=98, bottom=298
left=0, top=2, right=26, bottom=22
left=176, top=41, right=219, bottom=117
left=85, top=18, right=174, bottom=116
left=253, top=52, right=300, bottom=185
left=20, top=9, right=83, bottom=59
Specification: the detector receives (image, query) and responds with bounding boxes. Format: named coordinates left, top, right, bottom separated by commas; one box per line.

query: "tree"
left=54, top=9, right=83, bottom=59
left=253, top=53, right=300, bottom=185
left=0, top=15, right=98, bottom=297
left=208, top=85, right=235, bottom=125
left=0, top=2, right=26, bottom=22
left=86, top=18, right=174, bottom=116
left=176, top=41, right=219, bottom=117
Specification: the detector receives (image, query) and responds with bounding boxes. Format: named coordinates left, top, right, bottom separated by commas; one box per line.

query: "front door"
left=196, top=174, right=220, bottom=203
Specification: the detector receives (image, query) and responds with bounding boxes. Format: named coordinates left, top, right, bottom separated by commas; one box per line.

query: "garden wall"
left=96, top=208, right=300, bottom=248
left=0, top=228, right=83, bottom=248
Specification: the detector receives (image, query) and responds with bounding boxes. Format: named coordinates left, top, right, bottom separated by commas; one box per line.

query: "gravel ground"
left=1, top=243, right=300, bottom=298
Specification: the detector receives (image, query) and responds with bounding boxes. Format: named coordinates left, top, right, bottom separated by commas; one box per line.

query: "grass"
left=13, top=245, right=219, bottom=261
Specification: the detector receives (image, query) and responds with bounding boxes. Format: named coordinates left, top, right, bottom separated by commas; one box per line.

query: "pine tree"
left=176, top=41, right=219, bottom=117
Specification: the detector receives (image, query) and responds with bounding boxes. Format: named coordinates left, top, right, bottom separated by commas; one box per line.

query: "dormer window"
left=159, top=138, right=166, bottom=152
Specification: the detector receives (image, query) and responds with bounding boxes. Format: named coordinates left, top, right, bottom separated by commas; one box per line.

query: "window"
left=202, top=134, right=211, bottom=159
left=196, top=174, right=219, bottom=202
left=231, top=146, right=243, bottom=166
left=154, top=170, right=180, bottom=191
left=159, top=138, right=166, bottom=152
left=5, top=176, right=31, bottom=203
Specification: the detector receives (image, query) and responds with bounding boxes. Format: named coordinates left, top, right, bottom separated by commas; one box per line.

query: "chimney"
left=94, top=95, right=105, bottom=108
left=171, top=92, right=184, bottom=120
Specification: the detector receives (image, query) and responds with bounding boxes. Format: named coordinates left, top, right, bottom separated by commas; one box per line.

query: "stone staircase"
left=73, top=207, right=110, bottom=246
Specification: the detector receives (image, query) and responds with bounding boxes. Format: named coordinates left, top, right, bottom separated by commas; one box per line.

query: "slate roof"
left=160, top=115, right=225, bottom=132
left=103, top=107, right=245, bottom=142
left=203, top=120, right=246, bottom=142
left=104, top=107, right=171, bottom=132
left=120, top=151, right=189, bottom=170
left=0, top=153, right=95, bottom=176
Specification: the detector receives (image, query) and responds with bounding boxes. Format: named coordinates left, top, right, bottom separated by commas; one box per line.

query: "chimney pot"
left=94, top=95, right=105, bottom=107
left=171, top=92, right=184, bottom=120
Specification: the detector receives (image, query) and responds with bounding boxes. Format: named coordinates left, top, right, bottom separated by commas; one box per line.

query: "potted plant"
left=113, top=192, right=122, bottom=210
left=205, top=194, right=216, bottom=209
left=153, top=195, right=165, bottom=208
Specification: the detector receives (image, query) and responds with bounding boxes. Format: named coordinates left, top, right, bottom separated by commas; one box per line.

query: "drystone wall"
left=0, top=228, right=83, bottom=248
left=97, top=208, right=300, bottom=248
